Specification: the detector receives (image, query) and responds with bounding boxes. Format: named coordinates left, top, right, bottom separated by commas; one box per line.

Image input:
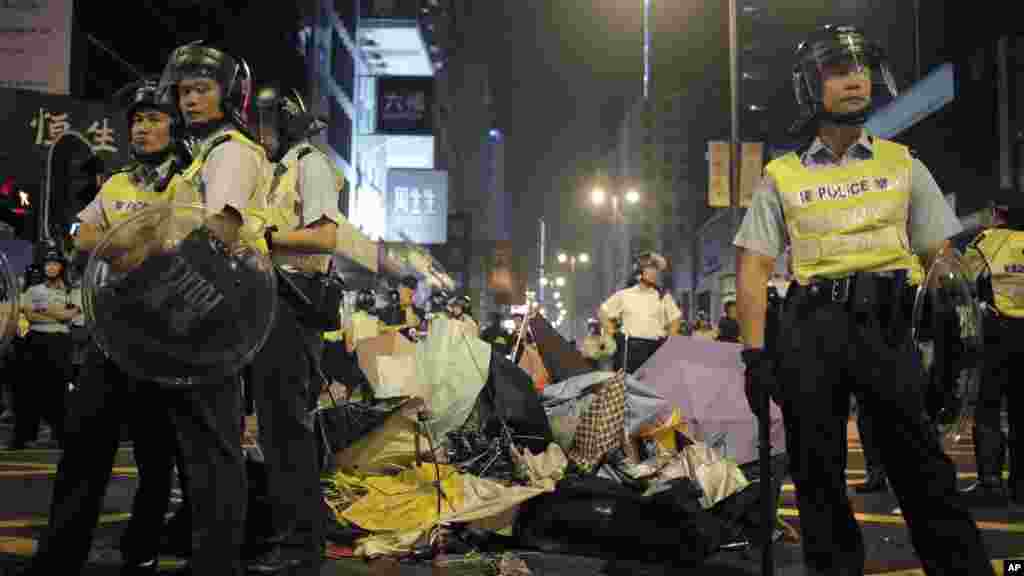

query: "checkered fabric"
left=567, top=372, right=636, bottom=469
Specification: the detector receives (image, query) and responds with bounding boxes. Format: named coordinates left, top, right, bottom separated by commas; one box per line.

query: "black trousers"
left=29, top=344, right=246, bottom=576
left=247, top=280, right=325, bottom=572
left=854, top=395, right=884, bottom=474
left=974, top=315, right=1022, bottom=494
left=13, top=331, right=70, bottom=447
left=612, top=335, right=663, bottom=374
left=775, top=281, right=992, bottom=576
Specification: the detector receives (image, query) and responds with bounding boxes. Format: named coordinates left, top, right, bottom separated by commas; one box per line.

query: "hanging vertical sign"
left=708, top=141, right=731, bottom=208
left=740, top=142, right=763, bottom=208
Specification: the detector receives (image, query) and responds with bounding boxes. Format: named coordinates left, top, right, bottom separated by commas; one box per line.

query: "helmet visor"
left=158, top=44, right=237, bottom=108
left=795, top=34, right=897, bottom=111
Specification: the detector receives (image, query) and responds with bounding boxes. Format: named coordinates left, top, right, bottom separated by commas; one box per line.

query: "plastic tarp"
left=415, top=316, right=492, bottom=439
left=633, top=337, right=785, bottom=465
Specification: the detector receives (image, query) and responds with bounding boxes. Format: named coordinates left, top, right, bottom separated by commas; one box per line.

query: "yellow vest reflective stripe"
left=769, top=138, right=917, bottom=285
left=97, top=169, right=186, bottom=229
left=967, top=228, right=1024, bottom=318
left=172, top=129, right=272, bottom=254
left=266, top=145, right=345, bottom=273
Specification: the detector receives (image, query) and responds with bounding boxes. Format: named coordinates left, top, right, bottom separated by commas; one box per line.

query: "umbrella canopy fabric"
left=632, top=337, right=785, bottom=465
left=528, top=315, right=593, bottom=383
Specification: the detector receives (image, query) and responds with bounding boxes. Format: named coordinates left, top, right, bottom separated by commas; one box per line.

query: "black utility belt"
left=275, top=267, right=343, bottom=332
left=799, top=270, right=908, bottom=306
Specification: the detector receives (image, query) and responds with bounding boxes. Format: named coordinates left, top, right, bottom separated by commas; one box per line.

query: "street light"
left=591, top=186, right=606, bottom=206
left=625, top=189, right=640, bottom=205
left=540, top=277, right=549, bottom=287
left=553, top=291, right=561, bottom=300
left=578, top=252, right=589, bottom=264
left=555, top=276, right=566, bottom=287
left=557, top=252, right=568, bottom=264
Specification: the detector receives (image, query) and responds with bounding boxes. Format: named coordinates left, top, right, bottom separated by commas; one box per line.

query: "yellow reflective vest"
left=964, top=228, right=1024, bottom=318
left=769, top=138, right=918, bottom=285
left=94, top=157, right=188, bottom=230
left=175, top=128, right=272, bottom=254
left=266, top=144, right=345, bottom=273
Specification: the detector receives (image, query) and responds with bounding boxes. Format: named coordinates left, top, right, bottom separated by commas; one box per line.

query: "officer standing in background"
left=381, top=275, right=423, bottom=337
left=448, top=295, right=479, bottom=338
left=249, top=85, right=342, bottom=574
left=13, top=247, right=74, bottom=450
left=734, top=25, right=992, bottom=574
left=716, top=298, right=741, bottom=343
left=581, top=317, right=615, bottom=370
left=598, top=251, right=681, bottom=373
left=959, top=192, right=1024, bottom=504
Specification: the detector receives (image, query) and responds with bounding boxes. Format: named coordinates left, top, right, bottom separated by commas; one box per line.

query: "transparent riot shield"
left=0, top=251, right=17, bottom=356
left=82, top=203, right=277, bottom=387
left=912, top=252, right=983, bottom=443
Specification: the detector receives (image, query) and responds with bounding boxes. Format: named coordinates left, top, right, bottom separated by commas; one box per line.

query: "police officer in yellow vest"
left=958, top=193, right=1024, bottom=504
left=158, top=42, right=269, bottom=576
left=448, top=294, right=479, bottom=338
left=249, top=84, right=343, bottom=574
left=734, top=26, right=992, bottom=575
left=25, top=79, right=198, bottom=576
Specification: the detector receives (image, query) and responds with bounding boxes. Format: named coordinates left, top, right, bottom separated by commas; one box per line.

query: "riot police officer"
left=250, top=84, right=343, bottom=573
left=381, top=275, right=424, bottom=338
left=25, top=79, right=197, bottom=576
left=959, top=192, right=1024, bottom=504
left=448, top=295, right=479, bottom=337
left=734, top=25, right=992, bottom=575
left=156, top=42, right=271, bottom=576
left=598, top=251, right=681, bottom=373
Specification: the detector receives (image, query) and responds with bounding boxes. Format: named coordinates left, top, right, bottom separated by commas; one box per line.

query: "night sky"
left=71, top=1, right=929, bottom=281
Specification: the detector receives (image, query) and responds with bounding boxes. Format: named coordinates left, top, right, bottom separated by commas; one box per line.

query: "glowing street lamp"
left=578, top=252, right=589, bottom=264
left=557, top=252, right=568, bottom=264
left=555, top=276, right=566, bottom=287
left=591, top=186, right=606, bottom=206
left=553, top=291, right=561, bottom=299
left=540, top=277, right=549, bottom=287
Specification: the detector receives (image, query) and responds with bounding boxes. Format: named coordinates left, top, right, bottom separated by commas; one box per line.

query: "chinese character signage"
left=384, top=168, right=448, bottom=245
left=0, top=0, right=74, bottom=94
left=708, top=141, right=731, bottom=208
left=0, top=87, right=131, bottom=239
left=376, top=76, right=434, bottom=135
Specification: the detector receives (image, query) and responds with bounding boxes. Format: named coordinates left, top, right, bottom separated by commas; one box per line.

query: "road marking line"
left=778, top=508, right=1024, bottom=533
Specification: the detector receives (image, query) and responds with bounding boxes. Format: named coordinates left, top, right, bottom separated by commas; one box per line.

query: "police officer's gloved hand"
left=741, top=348, right=777, bottom=419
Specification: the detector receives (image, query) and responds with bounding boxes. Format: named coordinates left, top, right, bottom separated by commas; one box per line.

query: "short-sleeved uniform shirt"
left=733, top=131, right=962, bottom=264
left=599, top=284, right=682, bottom=340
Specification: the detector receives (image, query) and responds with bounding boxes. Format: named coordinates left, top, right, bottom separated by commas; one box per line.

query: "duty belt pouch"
left=277, top=269, right=344, bottom=332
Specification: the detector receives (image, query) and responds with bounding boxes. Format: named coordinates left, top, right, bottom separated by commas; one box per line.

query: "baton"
left=760, top=392, right=774, bottom=575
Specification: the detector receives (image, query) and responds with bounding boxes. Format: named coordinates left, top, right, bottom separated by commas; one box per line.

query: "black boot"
left=856, top=469, right=888, bottom=493
left=962, top=424, right=1007, bottom=498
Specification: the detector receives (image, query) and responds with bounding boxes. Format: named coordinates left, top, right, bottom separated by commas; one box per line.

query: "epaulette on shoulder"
left=201, top=134, right=234, bottom=162
left=108, top=163, right=139, bottom=177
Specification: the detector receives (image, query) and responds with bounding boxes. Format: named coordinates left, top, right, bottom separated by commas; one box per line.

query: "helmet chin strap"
left=819, top=101, right=873, bottom=128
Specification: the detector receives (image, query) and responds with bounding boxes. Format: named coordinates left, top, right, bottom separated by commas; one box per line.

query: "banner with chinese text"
left=0, top=88, right=131, bottom=238
left=739, top=142, right=763, bottom=208
left=0, top=0, right=74, bottom=94
left=384, top=168, right=448, bottom=244
left=707, top=141, right=731, bottom=208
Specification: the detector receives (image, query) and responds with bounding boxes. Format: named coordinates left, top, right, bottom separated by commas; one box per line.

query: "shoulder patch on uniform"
left=109, top=163, right=139, bottom=176
left=201, top=135, right=234, bottom=162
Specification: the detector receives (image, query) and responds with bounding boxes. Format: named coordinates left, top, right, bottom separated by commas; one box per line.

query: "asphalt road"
left=0, top=418, right=1021, bottom=575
